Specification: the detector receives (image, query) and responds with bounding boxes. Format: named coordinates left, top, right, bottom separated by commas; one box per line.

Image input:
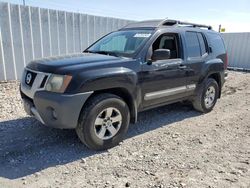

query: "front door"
left=140, top=33, right=192, bottom=108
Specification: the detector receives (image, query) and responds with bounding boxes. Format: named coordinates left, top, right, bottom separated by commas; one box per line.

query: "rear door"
left=183, top=31, right=209, bottom=87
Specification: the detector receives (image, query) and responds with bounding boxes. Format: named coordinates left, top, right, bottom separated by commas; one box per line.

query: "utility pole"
left=23, top=0, right=26, bottom=6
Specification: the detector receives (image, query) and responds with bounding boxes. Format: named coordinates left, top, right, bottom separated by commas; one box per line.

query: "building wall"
left=222, top=32, right=250, bottom=70
left=0, top=2, right=132, bottom=80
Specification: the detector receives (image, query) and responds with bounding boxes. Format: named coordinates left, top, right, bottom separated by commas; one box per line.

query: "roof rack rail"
left=121, top=19, right=213, bottom=30
left=160, top=19, right=213, bottom=30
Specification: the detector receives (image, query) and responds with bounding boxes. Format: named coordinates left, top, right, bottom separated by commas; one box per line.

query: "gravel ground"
left=0, top=71, right=250, bottom=188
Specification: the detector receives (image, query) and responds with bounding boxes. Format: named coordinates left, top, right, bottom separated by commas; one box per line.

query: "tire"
left=76, top=93, right=130, bottom=150
left=192, top=78, right=219, bottom=113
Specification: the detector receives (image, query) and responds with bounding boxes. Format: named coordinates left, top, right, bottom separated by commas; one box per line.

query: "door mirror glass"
left=152, top=49, right=171, bottom=61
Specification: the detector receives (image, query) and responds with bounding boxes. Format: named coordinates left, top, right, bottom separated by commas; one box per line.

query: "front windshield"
left=86, top=29, right=153, bottom=57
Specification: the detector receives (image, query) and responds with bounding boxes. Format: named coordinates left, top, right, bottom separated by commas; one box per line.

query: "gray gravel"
left=0, top=71, right=250, bottom=188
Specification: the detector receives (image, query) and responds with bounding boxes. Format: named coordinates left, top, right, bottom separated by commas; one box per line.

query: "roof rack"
left=160, top=19, right=212, bottom=30
left=122, top=19, right=213, bottom=30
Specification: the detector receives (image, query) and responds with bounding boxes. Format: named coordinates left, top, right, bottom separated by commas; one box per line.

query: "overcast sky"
left=1, top=0, right=250, bottom=32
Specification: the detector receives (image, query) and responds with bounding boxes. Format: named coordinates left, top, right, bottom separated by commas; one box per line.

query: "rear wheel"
left=76, top=93, right=130, bottom=150
left=192, top=78, right=219, bottom=113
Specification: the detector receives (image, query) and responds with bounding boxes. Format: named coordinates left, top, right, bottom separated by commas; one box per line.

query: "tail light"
left=224, top=53, right=228, bottom=69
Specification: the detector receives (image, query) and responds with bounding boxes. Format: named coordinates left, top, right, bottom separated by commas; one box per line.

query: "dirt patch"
left=0, top=71, right=250, bottom=188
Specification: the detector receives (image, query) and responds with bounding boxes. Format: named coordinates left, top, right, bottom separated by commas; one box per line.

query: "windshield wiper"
left=85, top=50, right=119, bottom=57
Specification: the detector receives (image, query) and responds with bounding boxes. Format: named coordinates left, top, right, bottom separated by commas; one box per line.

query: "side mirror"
left=151, top=49, right=171, bottom=61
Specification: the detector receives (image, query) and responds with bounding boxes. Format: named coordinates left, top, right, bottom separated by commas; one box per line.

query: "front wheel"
left=76, top=93, right=130, bottom=150
left=192, top=78, right=219, bottom=113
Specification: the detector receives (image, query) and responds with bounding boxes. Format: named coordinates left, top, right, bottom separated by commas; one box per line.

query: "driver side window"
left=152, top=34, right=180, bottom=59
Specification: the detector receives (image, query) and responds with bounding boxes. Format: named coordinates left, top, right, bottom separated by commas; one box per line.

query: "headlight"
left=45, top=74, right=72, bottom=93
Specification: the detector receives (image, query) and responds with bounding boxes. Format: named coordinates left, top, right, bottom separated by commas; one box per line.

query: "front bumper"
left=21, top=90, right=92, bottom=129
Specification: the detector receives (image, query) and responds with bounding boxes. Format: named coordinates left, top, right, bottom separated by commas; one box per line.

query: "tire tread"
left=192, top=78, right=219, bottom=113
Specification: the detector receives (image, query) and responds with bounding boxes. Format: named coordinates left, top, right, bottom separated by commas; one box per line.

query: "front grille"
left=21, top=68, right=51, bottom=99
left=40, top=75, right=48, bottom=88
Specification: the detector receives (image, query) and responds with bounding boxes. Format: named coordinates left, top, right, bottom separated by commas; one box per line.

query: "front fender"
left=76, top=67, right=138, bottom=93
left=74, top=67, right=140, bottom=123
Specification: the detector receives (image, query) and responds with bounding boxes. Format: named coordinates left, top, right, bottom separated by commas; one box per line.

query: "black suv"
left=20, top=19, right=228, bottom=150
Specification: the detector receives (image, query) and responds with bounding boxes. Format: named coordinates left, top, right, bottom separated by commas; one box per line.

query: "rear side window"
left=185, top=32, right=200, bottom=57
left=206, top=33, right=226, bottom=54
left=185, top=31, right=207, bottom=58
left=197, top=33, right=207, bottom=55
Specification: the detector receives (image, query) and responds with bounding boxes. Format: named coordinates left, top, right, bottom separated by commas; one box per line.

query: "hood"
left=26, top=53, right=128, bottom=74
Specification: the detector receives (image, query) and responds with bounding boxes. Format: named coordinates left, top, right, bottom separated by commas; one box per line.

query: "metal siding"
left=99, top=16, right=106, bottom=38
left=222, top=33, right=250, bottom=70
left=0, top=27, right=6, bottom=80
left=49, top=9, right=59, bottom=56
left=80, top=14, right=88, bottom=50
left=66, top=12, right=74, bottom=54
left=0, top=2, right=132, bottom=80
left=94, top=16, right=101, bottom=41
left=107, top=17, right=113, bottom=35
left=31, top=7, right=42, bottom=59
left=88, top=15, right=95, bottom=45
left=0, top=3, right=16, bottom=80
left=73, top=13, right=81, bottom=53
left=58, top=10, right=66, bottom=55
left=40, top=8, right=50, bottom=57
left=10, top=4, right=24, bottom=79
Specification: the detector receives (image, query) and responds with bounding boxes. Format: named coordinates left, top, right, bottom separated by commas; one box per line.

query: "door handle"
left=178, top=64, right=187, bottom=69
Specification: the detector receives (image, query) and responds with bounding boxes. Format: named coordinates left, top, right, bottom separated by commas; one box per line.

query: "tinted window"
left=197, top=33, right=207, bottom=55
left=207, top=33, right=226, bottom=54
left=186, top=32, right=200, bottom=57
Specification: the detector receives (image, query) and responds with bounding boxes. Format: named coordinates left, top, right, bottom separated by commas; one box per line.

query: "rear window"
left=206, top=33, right=226, bottom=54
